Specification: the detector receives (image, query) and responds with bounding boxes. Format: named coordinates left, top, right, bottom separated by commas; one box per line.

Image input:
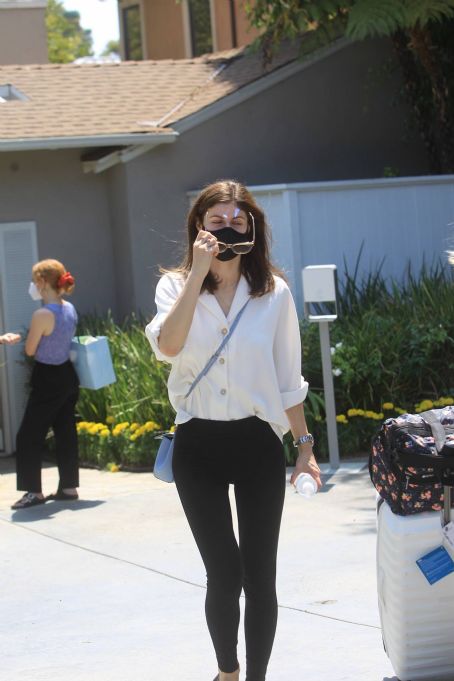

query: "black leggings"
left=173, top=416, right=286, bottom=681
left=16, top=360, right=79, bottom=493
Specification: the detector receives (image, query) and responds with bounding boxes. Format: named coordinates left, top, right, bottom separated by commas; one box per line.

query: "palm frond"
left=347, top=0, right=407, bottom=39
left=404, top=0, right=454, bottom=27
left=348, top=0, right=454, bottom=39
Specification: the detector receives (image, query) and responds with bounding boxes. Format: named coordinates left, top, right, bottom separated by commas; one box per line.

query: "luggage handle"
left=443, top=486, right=452, bottom=527
left=420, top=409, right=447, bottom=453
left=418, top=415, right=454, bottom=528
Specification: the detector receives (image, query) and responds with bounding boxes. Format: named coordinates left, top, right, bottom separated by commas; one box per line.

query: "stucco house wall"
left=0, top=150, right=117, bottom=315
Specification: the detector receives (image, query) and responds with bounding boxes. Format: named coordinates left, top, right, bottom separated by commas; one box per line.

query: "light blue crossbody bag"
left=153, top=299, right=250, bottom=483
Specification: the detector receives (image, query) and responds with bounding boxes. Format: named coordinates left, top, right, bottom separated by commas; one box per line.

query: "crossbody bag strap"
left=184, top=299, right=250, bottom=399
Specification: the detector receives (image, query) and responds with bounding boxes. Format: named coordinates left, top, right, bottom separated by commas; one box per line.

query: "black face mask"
left=206, top=226, right=244, bottom=262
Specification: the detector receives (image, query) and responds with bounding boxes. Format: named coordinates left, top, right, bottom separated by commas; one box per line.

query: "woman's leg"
left=52, top=368, right=79, bottom=491
left=234, top=422, right=286, bottom=681
left=173, top=423, right=242, bottom=674
left=15, top=365, right=58, bottom=493
left=15, top=395, right=52, bottom=494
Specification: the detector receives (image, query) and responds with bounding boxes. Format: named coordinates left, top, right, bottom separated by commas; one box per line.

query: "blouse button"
left=220, top=388, right=227, bottom=395
left=221, top=327, right=228, bottom=335
left=219, top=358, right=225, bottom=364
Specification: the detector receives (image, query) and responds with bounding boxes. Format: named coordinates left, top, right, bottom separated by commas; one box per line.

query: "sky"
left=61, top=0, right=120, bottom=55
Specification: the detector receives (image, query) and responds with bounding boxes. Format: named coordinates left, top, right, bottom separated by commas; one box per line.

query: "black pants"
left=16, top=360, right=79, bottom=493
left=173, top=416, right=286, bottom=681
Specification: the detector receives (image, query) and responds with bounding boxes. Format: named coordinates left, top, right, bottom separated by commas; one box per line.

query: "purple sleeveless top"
left=35, top=302, right=78, bottom=365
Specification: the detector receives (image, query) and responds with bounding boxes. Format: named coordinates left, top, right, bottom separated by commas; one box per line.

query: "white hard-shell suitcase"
left=377, top=489, right=454, bottom=681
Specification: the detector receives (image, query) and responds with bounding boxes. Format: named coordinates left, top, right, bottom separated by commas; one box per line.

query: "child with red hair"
left=11, top=259, right=80, bottom=510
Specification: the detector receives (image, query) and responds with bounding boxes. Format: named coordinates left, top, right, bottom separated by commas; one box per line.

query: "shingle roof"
left=0, top=44, right=300, bottom=145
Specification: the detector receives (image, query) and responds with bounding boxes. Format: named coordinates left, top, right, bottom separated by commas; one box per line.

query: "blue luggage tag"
left=416, top=546, right=454, bottom=585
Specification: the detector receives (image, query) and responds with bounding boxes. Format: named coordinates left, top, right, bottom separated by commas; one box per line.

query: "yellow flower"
left=356, top=409, right=365, bottom=417
left=417, top=399, right=434, bottom=411
left=347, top=408, right=358, bottom=417
left=100, top=429, right=110, bottom=438
left=112, top=422, right=129, bottom=436
left=395, top=408, right=407, bottom=415
left=106, top=415, right=115, bottom=424
left=336, top=414, right=348, bottom=424
left=440, top=396, right=454, bottom=406
left=108, top=463, right=120, bottom=473
left=144, top=421, right=160, bottom=432
left=364, top=411, right=375, bottom=419
left=169, top=425, right=176, bottom=433
left=382, top=402, right=394, bottom=410
left=130, top=422, right=140, bottom=432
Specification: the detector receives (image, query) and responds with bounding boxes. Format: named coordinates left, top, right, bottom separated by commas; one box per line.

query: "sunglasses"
left=204, top=210, right=256, bottom=255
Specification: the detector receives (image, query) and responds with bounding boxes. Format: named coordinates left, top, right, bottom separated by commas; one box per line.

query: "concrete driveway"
left=0, top=457, right=396, bottom=681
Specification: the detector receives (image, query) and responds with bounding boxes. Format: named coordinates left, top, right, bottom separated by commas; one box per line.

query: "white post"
left=319, top=321, right=340, bottom=469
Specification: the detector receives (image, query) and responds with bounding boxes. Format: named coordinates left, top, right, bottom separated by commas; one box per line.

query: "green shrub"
left=70, top=261, right=454, bottom=468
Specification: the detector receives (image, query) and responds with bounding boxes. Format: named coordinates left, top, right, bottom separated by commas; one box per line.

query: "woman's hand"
left=290, top=447, right=322, bottom=490
left=0, top=332, right=21, bottom=345
left=192, top=230, right=219, bottom=278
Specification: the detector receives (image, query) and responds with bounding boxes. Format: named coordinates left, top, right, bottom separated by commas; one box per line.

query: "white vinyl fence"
left=250, top=175, right=454, bottom=314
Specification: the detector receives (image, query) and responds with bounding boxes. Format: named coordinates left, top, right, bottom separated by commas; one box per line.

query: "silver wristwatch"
left=293, top=433, right=314, bottom=448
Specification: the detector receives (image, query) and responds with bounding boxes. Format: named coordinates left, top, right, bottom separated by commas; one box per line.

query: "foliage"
left=69, top=260, right=454, bottom=468
left=46, top=0, right=93, bottom=63
left=101, top=40, right=120, bottom=57
left=75, top=313, right=174, bottom=430
left=296, top=258, right=454, bottom=461
left=75, top=420, right=163, bottom=469
left=245, top=0, right=454, bottom=173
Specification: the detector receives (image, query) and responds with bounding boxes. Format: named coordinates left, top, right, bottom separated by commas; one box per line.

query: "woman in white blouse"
left=146, top=180, right=321, bottom=681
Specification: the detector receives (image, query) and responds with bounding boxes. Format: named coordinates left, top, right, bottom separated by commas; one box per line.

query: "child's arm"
left=25, top=310, right=54, bottom=356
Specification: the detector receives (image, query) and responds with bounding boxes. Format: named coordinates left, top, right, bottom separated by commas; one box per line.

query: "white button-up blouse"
left=145, top=272, right=308, bottom=440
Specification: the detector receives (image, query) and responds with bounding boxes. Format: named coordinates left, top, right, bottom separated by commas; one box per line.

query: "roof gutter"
left=82, top=143, right=169, bottom=174
left=0, top=132, right=178, bottom=152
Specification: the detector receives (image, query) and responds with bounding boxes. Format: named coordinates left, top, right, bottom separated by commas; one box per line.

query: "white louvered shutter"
left=0, top=223, right=39, bottom=453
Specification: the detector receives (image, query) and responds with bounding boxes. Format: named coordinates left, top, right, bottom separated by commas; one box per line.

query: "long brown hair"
left=167, top=179, right=285, bottom=296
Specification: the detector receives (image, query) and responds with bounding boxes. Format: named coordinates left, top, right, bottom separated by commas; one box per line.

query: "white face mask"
left=28, top=282, right=42, bottom=301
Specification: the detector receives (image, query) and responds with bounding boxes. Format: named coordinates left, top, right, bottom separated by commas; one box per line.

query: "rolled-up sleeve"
left=145, top=274, right=182, bottom=363
left=273, top=284, right=309, bottom=409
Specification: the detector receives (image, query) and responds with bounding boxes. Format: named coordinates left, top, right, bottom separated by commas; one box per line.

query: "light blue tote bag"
left=70, top=335, right=116, bottom=390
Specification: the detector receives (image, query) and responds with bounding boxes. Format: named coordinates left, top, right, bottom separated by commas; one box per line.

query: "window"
left=188, top=0, right=212, bottom=57
left=122, top=5, right=143, bottom=61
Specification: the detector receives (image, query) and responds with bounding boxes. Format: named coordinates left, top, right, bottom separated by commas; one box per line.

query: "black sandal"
left=46, top=491, right=79, bottom=501
left=11, top=493, right=46, bottom=510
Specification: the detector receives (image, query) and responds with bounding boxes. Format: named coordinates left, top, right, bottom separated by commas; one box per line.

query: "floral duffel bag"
left=370, top=407, right=454, bottom=515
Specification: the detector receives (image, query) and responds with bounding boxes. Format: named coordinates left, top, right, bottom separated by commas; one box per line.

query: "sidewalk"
left=0, top=457, right=397, bottom=681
